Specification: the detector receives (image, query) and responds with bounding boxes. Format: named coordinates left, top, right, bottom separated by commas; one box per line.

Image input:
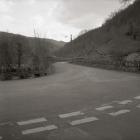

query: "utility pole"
left=34, top=28, right=37, bottom=38
left=70, top=34, right=73, bottom=43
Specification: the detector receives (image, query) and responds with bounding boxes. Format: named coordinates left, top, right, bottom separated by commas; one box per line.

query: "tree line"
left=0, top=32, right=51, bottom=80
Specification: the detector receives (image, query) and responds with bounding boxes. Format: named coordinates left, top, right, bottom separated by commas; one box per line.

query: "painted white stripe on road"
left=96, top=105, right=113, bottom=111
left=134, top=96, right=140, bottom=100
left=109, top=110, right=130, bottom=116
left=59, top=111, right=84, bottom=118
left=0, top=136, right=2, bottom=139
left=17, top=117, right=47, bottom=126
left=22, top=125, right=58, bottom=135
left=118, top=100, right=132, bottom=105
left=70, top=117, right=98, bottom=126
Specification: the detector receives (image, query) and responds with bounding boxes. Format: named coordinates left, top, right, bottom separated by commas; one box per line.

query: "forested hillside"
left=56, top=0, right=140, bottom=63
left=0, top=32, right=65, bottom=80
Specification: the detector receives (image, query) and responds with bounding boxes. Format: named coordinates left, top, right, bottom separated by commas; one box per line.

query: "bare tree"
left=119, top=0, right=136, bottom=4
left=16, top=42, right=23, bottom=69
left=0, top=37, right=14, bottom=72
left=32, top=29, right=50, bottom=76
left=120, top=0, right=132, bottom=3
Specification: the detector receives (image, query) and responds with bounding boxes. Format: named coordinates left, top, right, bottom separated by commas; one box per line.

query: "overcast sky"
left=0, top=0, right=122, bottom=41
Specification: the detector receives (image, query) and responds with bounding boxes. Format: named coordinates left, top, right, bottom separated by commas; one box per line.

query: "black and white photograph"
left=0, top=0, right=140, bottom=139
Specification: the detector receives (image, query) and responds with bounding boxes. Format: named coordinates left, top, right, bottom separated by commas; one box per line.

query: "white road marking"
left=22, top=125, right=58, bottom=135
left=134, top=96, right=140, bottom=100
left=17, top=117, right=47, bottom=126
left=59, top=111, right=84, bottom=118
left=118, top=100, right=132, bottom=105
left=95, top=105, right=113, bottom=111
left=70, top=117, right=99, bottom=126
left=109, top=109, right=130, bottom=116
left=0, top=136, right=2, bottom=139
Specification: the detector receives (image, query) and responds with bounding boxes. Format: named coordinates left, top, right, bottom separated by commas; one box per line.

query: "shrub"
left=0, top=72, right=12, bottom=80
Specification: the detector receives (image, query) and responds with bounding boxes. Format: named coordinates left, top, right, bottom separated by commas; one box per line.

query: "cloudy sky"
left=0, top=0, right=122, bottom=41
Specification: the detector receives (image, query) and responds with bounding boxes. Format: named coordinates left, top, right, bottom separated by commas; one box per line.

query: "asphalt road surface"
left=0, top=62, right=140, bottom=140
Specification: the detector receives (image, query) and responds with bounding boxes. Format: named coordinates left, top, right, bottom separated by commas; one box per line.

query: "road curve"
left=0, top=62, right=140, bottom=140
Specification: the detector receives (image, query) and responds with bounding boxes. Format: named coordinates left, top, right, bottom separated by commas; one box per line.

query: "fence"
left=71, top=57, right=140, bottom=73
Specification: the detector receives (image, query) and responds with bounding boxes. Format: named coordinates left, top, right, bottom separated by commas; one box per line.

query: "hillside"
left=56, top=0, right=140, bottom=62
left=0, top=32, right=65, bottom=54
left=0, top=32, right=65, bottom=80
left=47, top=39, right=66, bottom=52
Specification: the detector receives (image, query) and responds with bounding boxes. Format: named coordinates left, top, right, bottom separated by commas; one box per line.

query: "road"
left=0, top=62, right=140, bottom=140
